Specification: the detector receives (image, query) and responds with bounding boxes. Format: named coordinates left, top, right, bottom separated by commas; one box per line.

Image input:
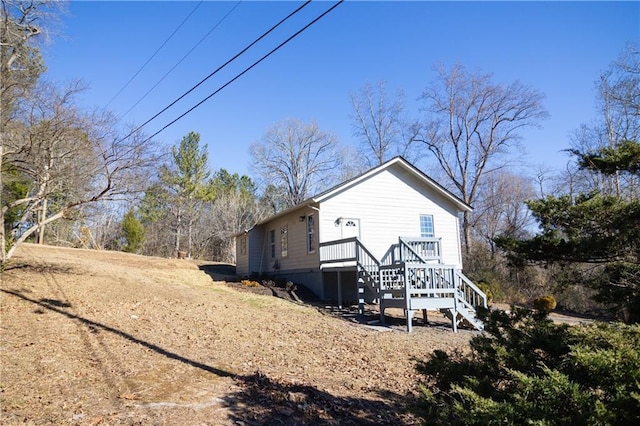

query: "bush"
left=476, top=281, right=494, bottom=304
left=415, top=308, right=640, bottom=425
left=533, top=294, right=557, bottom=312
left=241, top=280, right=261, bottom=288
left=121, top=209, right=145, bottom=253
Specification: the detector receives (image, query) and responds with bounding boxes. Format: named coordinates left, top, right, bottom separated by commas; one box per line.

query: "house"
left=235, top=156, right=486, bottom=331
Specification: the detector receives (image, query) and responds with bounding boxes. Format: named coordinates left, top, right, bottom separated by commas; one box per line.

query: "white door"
left=341, top=218, right=360, bottom=239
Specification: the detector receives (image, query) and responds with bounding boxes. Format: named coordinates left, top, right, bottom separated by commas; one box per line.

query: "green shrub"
left=476, top=281, right=494, bottom=304
left=534, top=294, right=557, bottom=312
left=121, top=209, right=145, bottom=253
left=415, top=308, right=640, bottom=425
left=467, top=272, right=505, bottom=302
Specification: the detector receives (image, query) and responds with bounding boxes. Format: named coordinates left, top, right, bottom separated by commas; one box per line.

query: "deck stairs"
left=319, top=237, right=486, bottom=332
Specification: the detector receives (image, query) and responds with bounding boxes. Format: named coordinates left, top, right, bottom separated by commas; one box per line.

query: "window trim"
left=420, top=214, right=435, bottom=238
left=280, top=225, right=288, bottom=258
left=269, top=229, right=276, bottom=258
left=306, top=214, right=316, bottom=254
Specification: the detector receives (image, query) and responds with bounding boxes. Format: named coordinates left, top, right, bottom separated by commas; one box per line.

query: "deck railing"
left=381, top=237, right=442, bottom=264
left=379, top=263, right=404, bottom=291
left=399, top=237, right=442, bottom=263
left=319, top=237, right=358, bottom=263
left=319, top=237, right=380, bottom=292
left=319, top=236, right=486, bottom=331
left=381, top=262, right=460, bottom=298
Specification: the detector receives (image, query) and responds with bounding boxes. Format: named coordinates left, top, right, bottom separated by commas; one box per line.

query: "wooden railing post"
left=357, top=277, right=364, bottom=317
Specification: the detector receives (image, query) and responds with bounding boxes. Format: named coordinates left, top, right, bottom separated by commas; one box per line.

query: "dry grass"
left=0, top=244, right=474, bottom=425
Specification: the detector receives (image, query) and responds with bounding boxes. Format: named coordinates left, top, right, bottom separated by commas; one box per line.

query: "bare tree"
left=416, top=63, right=548, bottom=254
left=207, top=189, right=269, bottom=262
left=1, top=81, right=158, bottom=267
left=250, top=118, right=341, bottom=208
left=470, top=170, right=536, bottom=258
left=349, top=81, right=417, bottom=168
left=569, top=43, right=640, bottom=198
left=335, top=145, right=365, bottom=182
left=0, top=0, right=62, bottom=127
left=1, top=0, right=63, bottom=262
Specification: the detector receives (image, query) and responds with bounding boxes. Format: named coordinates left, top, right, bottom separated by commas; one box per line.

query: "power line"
left=121, top=0, right=313, bottom=143
left=105, top=0, right=204, bottom=110
left=143, top=0, right=344, bottom=144
left=119, top=1, right=243, bottom=120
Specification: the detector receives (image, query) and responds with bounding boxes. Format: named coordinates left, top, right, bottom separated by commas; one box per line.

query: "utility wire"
left=121, top=0, right=312, bottom=143
left=105, top=0, right=204, bottom=110
left=119, top=1, right=243, bottom=120
left=142, top=0, right=344, bottom=144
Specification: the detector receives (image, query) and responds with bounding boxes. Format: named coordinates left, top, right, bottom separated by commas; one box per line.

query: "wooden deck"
left=319, top=237, right=486, bottom=332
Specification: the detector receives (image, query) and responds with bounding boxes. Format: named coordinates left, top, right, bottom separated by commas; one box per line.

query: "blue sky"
left=44, top=1, right=639, bottom=178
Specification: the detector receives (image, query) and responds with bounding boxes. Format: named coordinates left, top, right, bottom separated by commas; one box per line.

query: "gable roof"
left=317, top=156, right=471, bottom=210
left=247, top=157, right=471, bottom=231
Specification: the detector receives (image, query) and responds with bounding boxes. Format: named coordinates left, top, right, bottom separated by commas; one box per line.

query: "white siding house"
left=235, top=157, right=486, bottom=331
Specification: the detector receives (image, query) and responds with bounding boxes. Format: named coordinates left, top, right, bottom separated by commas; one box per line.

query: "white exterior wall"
left=319, top=166, right=464, bottom=268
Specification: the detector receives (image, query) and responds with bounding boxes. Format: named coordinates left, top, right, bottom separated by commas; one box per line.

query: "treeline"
left=2, top=1, right=639, bottom=322
left=120, top=131, right=270, bottom=262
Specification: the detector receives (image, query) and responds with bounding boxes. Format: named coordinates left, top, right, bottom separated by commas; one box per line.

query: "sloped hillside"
left=0, top=244, right=472, bottom=425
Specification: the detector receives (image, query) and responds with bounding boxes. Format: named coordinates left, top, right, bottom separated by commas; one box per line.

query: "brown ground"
left=0, top=244, right=477, bottom=425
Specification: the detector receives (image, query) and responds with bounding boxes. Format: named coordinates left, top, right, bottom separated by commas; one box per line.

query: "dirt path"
left=1, top=244, right=474, bottom=425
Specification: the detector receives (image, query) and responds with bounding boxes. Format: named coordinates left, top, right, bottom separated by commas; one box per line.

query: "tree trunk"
left=0, top=144, right=5, bottom=267
left=175, top=208, right=182, bottom=257
left=187, top=218, right=193, bottom=259
left=37, top=197, right=48, bottom=244
left=462, top=210, right=471, bottom=257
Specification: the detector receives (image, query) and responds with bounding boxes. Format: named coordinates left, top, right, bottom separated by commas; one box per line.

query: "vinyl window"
left=420, top=215, right=434, bottom=238
left=269, top=229, right=276, bottom=258
left=307, top=214, right=316, bottom=253
left=280, top=225, right=288, bottom=257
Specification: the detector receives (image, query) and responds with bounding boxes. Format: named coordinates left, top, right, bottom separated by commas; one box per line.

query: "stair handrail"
left=355, top=237, right=380, bottom=268
left=356, top=238, right=381, bottom=290
left=455, top=270, right=487, bottom=310
left=380, top=243, right=400, bottom=265
left=398, top=237, right=429, bottom=263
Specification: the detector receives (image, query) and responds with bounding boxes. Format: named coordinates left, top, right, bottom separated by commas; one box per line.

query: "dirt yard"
left=0, top=244, right=476, bottom=425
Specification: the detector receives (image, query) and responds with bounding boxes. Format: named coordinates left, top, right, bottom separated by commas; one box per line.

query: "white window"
left=420, top=215, right=434, bottom=238
left=307, top=214, right=315, bottom=253
left=280, top=225, right=288, bottom=257
left=269, top=229, right=276, bottom=258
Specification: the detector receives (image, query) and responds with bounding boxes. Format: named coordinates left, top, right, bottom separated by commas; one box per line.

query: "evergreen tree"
left=158, top=131, right=213, bottom=258
left=497, top=141, right=640, bottom=322
left=121, top=209, right=145, bottom=253
left=415, top=308, right=640, bottom=425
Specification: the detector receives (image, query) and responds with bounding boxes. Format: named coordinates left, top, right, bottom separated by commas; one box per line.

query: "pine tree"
left=497, top=141, right=640, bottom=322
left=121, top=209, right=145, bottom=253
left=158, top=132, right=212, bottom=258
